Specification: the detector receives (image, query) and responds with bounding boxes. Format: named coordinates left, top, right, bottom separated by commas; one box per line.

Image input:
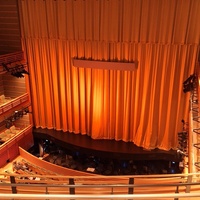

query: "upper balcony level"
left=0, top=51, right=30, bottom=121
left=0, top=52, right=33, bottom=164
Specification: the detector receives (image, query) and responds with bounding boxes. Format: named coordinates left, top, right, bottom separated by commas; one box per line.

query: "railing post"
left=69, top=178, right=75, bottom=200
left=69, top=178, right=75, bottom=192
left=186, top=175, right=193, bottom=193
left=174, top=185, right=179, bottom=200
left=128, top=177, right=134, bottom=194
left=10, top=176, right=17, bottom=194
left=45, top=186, right=48, bottom=194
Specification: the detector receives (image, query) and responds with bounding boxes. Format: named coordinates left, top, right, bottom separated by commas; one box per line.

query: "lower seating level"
left=31, top=128, right=184, bottom=175
left=0, top=147, right=200, bottom=200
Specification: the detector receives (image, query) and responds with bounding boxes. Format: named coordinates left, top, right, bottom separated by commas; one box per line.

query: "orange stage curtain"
left=18, top=0, right=200, bottom=150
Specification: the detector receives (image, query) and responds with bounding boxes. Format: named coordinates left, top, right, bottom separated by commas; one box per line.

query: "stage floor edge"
left=33, top=128, right=181, bottom=162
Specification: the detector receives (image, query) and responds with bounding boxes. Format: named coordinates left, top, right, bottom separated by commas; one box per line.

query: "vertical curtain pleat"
left=19, top=0, right=200, bottom=150
left=22, top=38, right=198, bottom=149
left=19, top=0, right=200, bottom=43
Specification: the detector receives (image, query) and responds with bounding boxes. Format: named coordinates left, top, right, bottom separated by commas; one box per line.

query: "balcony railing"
left=0, top=172, right=200, bottom=199
left=0, top=52, right=24, bottom=67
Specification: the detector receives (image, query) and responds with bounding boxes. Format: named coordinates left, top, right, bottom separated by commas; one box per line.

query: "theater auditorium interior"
left=0, top=0, right=200, bottom=199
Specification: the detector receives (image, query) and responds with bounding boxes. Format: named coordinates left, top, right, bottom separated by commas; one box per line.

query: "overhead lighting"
left=183, top=73, right=196, bottom=93
left=2, top=63, right=29, bottom=78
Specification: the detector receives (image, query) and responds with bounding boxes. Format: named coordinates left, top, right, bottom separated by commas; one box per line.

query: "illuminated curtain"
left=19, top=0, right=200, bottom=150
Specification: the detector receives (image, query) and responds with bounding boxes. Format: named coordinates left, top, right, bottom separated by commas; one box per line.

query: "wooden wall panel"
left=18, top=130, right=34, bottom=151
left=2, top=72, right=26, bottom=98
left=14, top=114, right=31, bottom=129
left=0, top=126, right=33, bottom=167
left=7, top=140, right=19, bottom=161
left=0, top=150, right=9, bottom=167
left=0, top=76, right=4, bottom=95
left=0, top=0, right=22, bottom=55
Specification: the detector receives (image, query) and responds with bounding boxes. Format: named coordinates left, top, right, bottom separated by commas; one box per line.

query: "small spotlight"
left=2, top=63, right=29, bottom=78
left=21, top=69, right=29, bottom=75
left=183, top=74, right=196, bottom=93
left=2, top=63, right=10, bottom=72
left=177, top=149, right=187, bottom=156
left=11, top=70, right=24, bottom=78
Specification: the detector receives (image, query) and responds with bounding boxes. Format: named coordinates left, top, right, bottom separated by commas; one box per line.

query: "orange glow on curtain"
left=91, top=70, right=104, bottom=137
left=19, top=0, right=200, bottom=150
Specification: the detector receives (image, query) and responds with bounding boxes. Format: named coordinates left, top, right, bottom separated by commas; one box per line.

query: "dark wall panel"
left=0, top=76, right=4, bottom=95
left=0, top=0, right=22, bottom=55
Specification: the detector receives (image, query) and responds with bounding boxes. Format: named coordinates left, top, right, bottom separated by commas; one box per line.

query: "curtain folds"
left=19, top=0, right=200, bottom=44
left=22, top=39, right=198, bottom=150
left=19, top=0, right=200, bottom=150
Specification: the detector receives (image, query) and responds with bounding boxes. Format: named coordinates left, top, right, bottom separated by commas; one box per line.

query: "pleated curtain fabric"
left=18, top=0, right=200, bottom=150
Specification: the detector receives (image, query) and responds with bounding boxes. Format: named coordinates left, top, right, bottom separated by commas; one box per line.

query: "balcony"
left=0, top=52, right=33, bottom=167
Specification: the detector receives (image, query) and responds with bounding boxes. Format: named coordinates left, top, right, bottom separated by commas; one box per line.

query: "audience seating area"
left=29, top=139, right=183, bottom=176
left=0, top=95, right=11, bottom=105
left=0, top=147, right=200, bottom=199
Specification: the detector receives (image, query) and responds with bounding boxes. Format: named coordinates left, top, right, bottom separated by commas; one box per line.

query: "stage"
left=33, top=128, right=181, bottom=162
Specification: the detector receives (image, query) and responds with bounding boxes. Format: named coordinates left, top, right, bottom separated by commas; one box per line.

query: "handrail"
left=0, top=193, right=200, bottom=199
left=0, top=172, right=200, bottom=199
left=1, top=172, right=200, bottom=179
left=1, top=181, right=200, bottom=189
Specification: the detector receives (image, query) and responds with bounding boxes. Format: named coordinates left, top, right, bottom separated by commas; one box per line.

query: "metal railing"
left=191, top=85, right=200, bottom=171
left=1, top=172, right=200, bottom=199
